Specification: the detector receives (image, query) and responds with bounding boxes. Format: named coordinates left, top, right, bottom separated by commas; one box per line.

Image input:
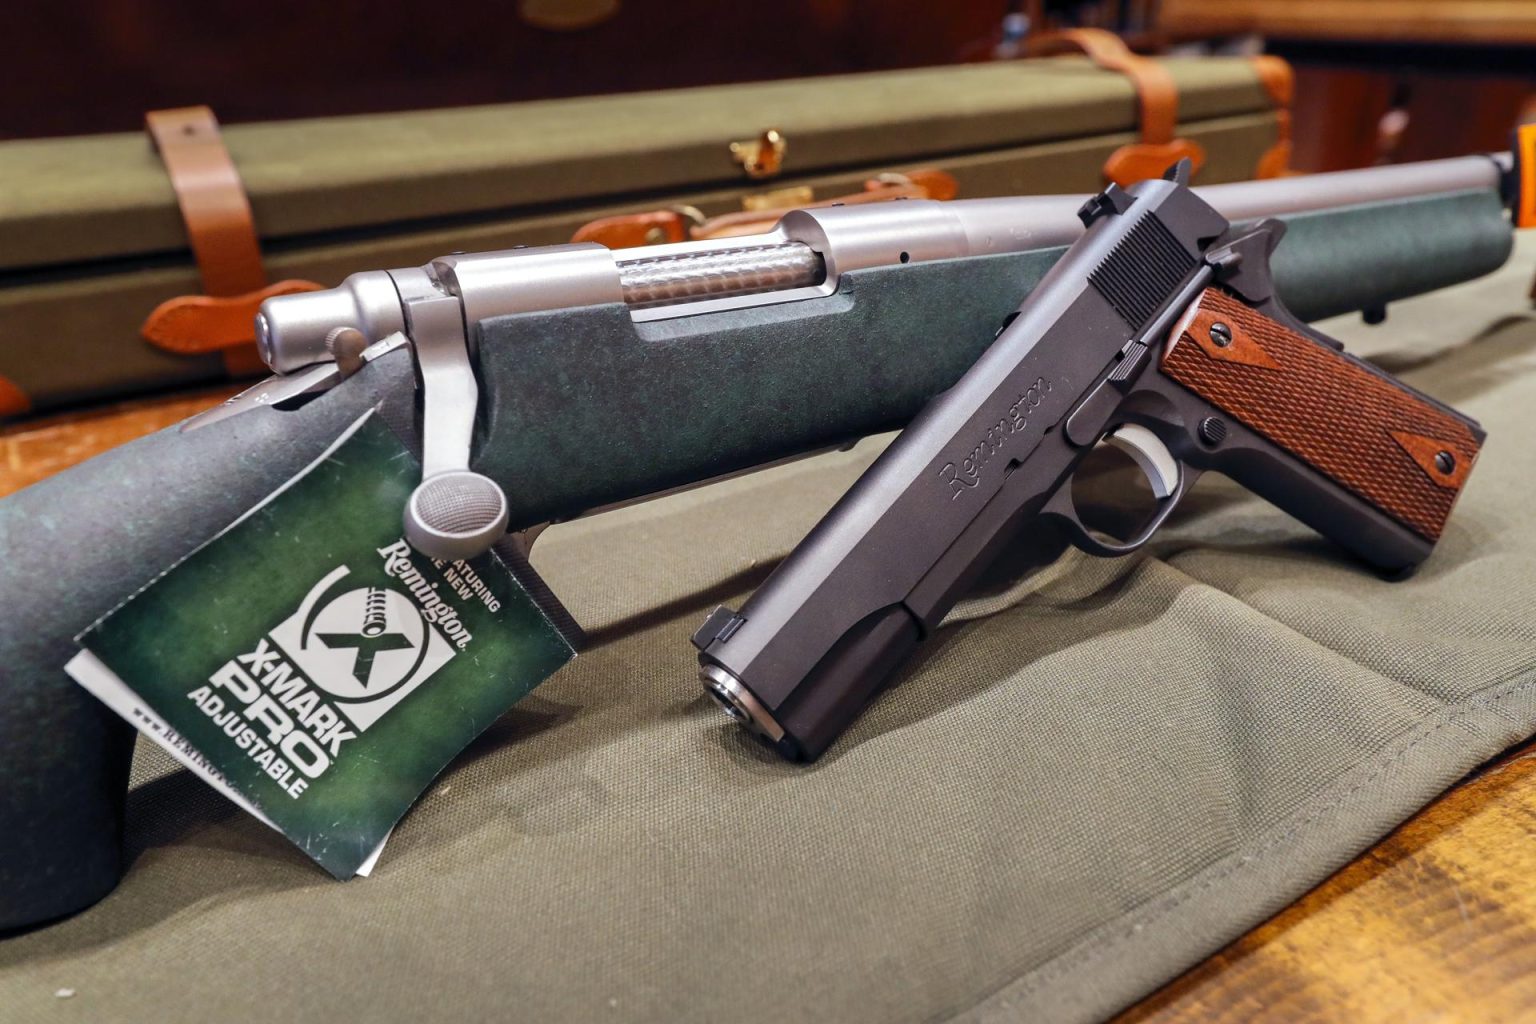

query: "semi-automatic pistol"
left=693, top=161, right=1487, bottom=761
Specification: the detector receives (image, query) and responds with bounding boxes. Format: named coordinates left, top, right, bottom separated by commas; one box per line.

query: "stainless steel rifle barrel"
left=257, top=153, right=1509, bottom=374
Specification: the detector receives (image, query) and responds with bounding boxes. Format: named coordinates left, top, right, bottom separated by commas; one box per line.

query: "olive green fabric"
left=0, top=58, right=1276, bottom=269
left=3, top=239, right=1535, bottom=1021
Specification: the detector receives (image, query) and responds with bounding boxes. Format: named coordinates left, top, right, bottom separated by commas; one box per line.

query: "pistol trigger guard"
left=1043, top=430, right=1193, bottom=559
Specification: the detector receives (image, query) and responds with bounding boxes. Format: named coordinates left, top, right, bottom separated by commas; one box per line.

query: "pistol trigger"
left=1043, top=429, right=1193, bottom=560
left=1105, top=424, right=1179, bottom=499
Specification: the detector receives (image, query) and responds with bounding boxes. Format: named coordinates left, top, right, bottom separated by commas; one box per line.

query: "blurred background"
left=3, top=0, right=1535, bottom=439
left=10, top=0, right=1536, bottom=170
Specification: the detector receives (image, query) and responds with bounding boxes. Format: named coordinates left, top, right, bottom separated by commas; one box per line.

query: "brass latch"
left=516, top=0, right=621, bottom=30
left=741, top=185, right=814, bottom=212
left=730, top=129, right=787, bottom=179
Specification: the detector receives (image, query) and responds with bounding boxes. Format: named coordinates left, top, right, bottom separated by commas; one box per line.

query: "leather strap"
left=1515, top=122, right=1536, bottom=232
left=1515, top=122, right=1536, bottom=302
left=141, top=107, right=319, bottom=374
left=695, top=170, right=958, bottom=239
left=0, top=374, right=30, bottom=418
left=572, top=169, right=960, bottom=248
left=145, top=107, right=267, bottom=297
left=1249, top=55, right=1295, bottom=179
left=1026, top=28, right=1206, bottom=188
left=572, top=209, right=692, bottom=247
left=141, top=281, right=328, bottom=354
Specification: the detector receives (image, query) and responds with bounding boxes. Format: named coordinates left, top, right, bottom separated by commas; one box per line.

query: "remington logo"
left=938, top=378, right=1052, bottom=499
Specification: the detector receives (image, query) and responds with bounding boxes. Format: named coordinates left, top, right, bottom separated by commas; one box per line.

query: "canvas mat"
left=3, top=235, right=1535, bottom=1023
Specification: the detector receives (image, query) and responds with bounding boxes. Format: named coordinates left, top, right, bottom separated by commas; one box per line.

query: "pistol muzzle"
left=700, top=663, right=787, bottom=744
left=695, top=603, right=922, bottom=761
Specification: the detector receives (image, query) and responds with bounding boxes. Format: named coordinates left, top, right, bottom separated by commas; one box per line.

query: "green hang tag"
left=67, top=411, right=575, bottom=878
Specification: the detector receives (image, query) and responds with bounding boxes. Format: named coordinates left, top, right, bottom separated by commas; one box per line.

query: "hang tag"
left=67, top=411, right=575, bottom=878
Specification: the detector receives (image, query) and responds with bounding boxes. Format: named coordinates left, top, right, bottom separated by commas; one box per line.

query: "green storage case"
left=0, top=56, right=1287, bottom=415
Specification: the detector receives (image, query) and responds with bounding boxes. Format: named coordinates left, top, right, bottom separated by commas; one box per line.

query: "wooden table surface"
left=6, top=388, right=1536, bottom=1022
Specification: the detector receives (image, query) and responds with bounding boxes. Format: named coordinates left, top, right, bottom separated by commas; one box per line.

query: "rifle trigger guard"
left=1043, top=425, right=1191, bottom=558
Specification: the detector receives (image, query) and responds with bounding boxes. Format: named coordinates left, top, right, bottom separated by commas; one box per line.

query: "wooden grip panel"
left=1161, top=288, right=1482, bottom=542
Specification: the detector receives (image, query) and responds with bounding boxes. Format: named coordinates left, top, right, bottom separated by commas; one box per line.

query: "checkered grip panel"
left=1161, top=288, right=1482, bottom=541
